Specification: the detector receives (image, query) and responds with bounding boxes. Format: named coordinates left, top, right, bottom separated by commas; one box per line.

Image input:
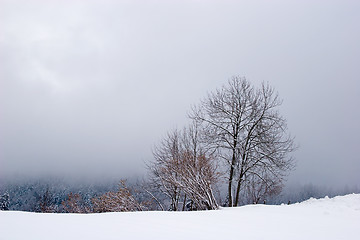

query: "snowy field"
left=1, top=194, right=359, bottom=240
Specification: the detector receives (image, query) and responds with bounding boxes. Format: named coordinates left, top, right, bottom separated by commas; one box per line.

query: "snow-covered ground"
left=1, top=194, right=359, bottom=240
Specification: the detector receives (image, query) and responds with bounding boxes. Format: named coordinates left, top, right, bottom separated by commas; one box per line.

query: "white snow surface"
left=1, top=194, right=359, bottom=240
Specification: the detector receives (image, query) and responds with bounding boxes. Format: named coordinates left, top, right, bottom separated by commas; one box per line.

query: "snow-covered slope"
left=1, top=194, right=359, bottom=240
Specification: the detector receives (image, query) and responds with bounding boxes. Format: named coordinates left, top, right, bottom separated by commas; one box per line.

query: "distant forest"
left=0, top=177, right=359, bottom=212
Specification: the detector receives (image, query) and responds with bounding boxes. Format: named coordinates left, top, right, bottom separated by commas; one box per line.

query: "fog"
left=1, top=0, right=359, bottom=188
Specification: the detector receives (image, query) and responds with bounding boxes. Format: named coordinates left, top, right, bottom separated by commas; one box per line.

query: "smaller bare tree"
left=149, top=122, right=220, bottom=210
left=172, top=151, right=219, bottom=210
left=62, top=193, right=91, bottom=213
left=92, top=180, right=144, bottom=213
left=148, top=130, right=184, bottom=211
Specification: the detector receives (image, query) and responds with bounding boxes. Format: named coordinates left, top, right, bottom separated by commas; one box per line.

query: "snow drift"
left=1, top=194, right=359, bottom=240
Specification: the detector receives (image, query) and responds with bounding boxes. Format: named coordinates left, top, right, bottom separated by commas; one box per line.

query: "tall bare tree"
left=190, top=76, right=296, bottom=206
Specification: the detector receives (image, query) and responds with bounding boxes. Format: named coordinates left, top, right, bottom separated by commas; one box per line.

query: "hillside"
left=1, top=194, right=359, bottom=240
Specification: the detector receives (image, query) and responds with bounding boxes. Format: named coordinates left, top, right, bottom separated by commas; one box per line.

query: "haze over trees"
left=1, top=77, right=297, bottom=212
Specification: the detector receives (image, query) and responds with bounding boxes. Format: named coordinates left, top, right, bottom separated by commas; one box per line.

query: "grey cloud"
left=0, top=0, right=359, bottom=187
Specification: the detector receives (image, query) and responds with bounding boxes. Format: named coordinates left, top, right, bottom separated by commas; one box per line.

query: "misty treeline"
left=0, top=76, right=313, bottom=212
left=0, top=178, right=152, bottom=213
left=1, top=177, right=359, bottom=213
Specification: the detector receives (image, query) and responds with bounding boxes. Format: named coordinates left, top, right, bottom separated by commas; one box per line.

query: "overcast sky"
left=1, top=0, right=359, bottom=187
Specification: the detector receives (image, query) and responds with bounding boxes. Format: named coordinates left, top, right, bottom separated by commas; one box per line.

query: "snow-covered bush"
left=92, top=181, right=145, bottom=212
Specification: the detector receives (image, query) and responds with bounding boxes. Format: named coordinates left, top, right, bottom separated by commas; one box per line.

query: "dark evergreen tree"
left=0, top=192, right=10, bottom=210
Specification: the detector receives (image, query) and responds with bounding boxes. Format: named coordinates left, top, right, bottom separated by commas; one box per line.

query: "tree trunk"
left=182, top=194, right=187, bottom=211
left=234, top=172, right=244, bottom=206
left=228, top=152, right=236, bottom=207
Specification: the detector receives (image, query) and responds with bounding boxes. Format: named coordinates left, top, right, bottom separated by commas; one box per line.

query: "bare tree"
left=149, top=130, right=184, bottom=211
left=174, top=151, right=219, bottom=210
left=172, top=122, right=219, bottom=210
left=149, top=122, right=220, bottom=210
left=62, top=193, right=91, bottom=213
left=190, top=76, right=296, bottom=206
left=92, top=180, right=144, bottom=213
